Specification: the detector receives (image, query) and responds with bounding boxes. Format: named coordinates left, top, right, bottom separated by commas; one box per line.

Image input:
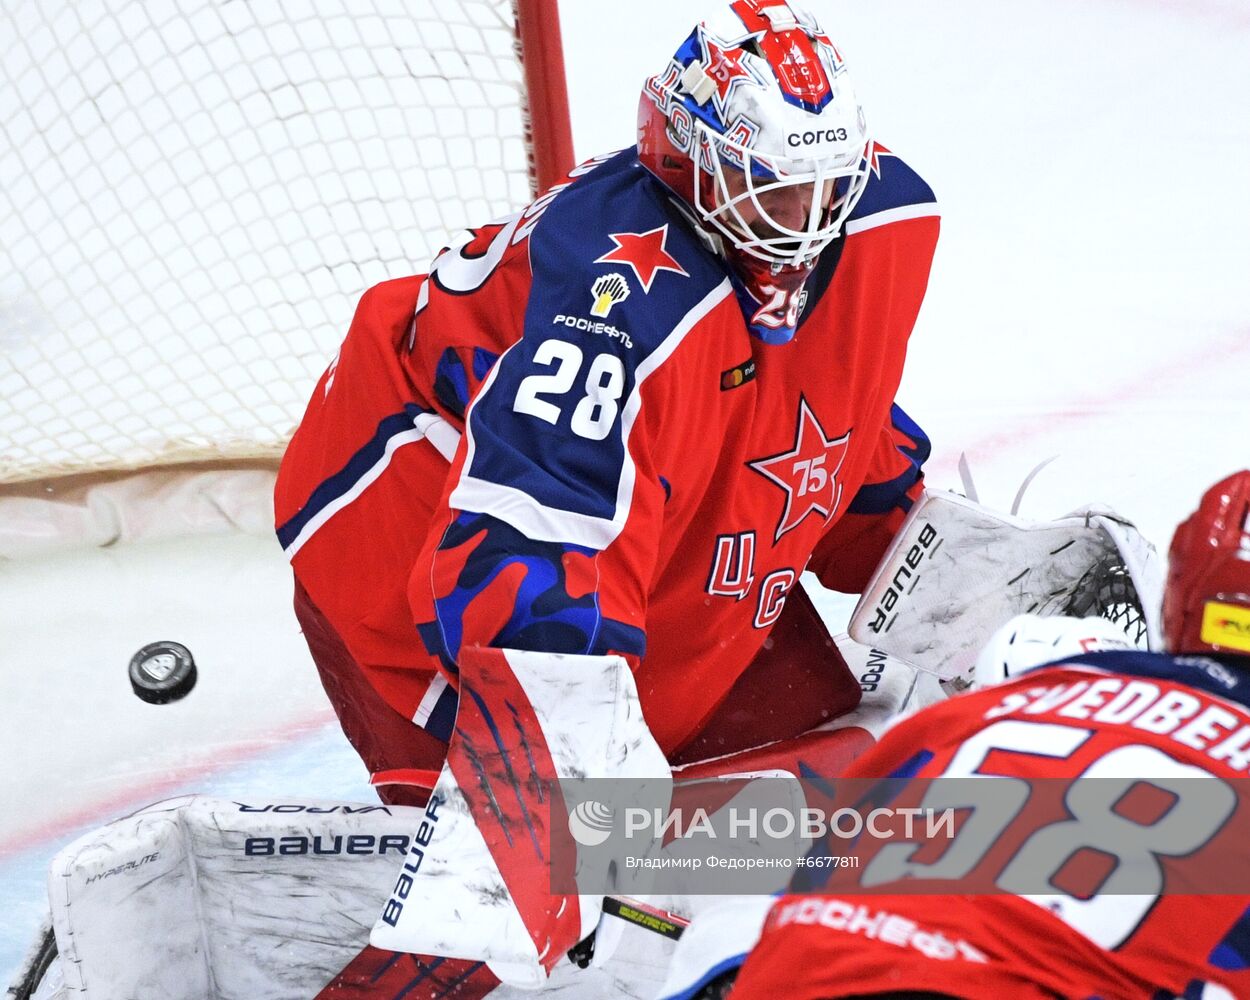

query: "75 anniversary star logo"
left=748, top=396, right=851, bottom=543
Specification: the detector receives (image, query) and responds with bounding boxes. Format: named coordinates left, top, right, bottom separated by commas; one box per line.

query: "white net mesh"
left=0, top=0, right=535, bottom=484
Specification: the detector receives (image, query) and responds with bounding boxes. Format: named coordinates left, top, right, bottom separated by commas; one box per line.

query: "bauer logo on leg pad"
left=379, top=793, right=442, bottom=928
left=244, top=834, right=411, bottom=857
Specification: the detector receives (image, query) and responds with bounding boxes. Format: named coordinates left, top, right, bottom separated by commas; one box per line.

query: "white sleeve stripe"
left=412, top=672, right=450, bottom=727
left=450, top=277, right=734, bottom=549
left=845, top=202, right=941, bottom=236
left=448, top=476, right=619, bottom=549
left=414, top=410, right=460, bottom=463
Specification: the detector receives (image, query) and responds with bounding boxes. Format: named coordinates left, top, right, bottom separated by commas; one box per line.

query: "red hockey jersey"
left=731, top=649, right=1250, bottom=999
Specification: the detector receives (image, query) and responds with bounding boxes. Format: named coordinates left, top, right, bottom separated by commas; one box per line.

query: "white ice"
left=2, top=0, right=1248, bottom=981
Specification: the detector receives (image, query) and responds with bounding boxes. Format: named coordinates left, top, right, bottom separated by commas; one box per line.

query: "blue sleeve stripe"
left=412, top=672, right=459, bottom=743
left=890, top=403, right=931, bottom=465
left=846, top=471, right=921, bottom=515
left=846, top=404, right=929, bottom=516
left=423, top=686, right=458, bottom=742
left=278, top=405, right=458, bottom=558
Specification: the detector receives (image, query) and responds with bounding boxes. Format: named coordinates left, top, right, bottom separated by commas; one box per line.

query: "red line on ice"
left=0, top=709, right=339, bottom=861
left=925, top=324, right=1250, bottom=480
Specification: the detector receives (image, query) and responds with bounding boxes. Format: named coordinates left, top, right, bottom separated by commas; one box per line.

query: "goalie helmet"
left=638, top=1, right=871, bottom=343
left=1162, top=470, right=1250, bottom=657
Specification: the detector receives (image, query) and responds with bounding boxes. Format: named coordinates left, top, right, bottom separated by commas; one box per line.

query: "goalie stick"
left=313, top=897, right=689, bottom=997
left=600, top=896, right=688, bottom=943
left=6, top=921, right=56, bottom=1000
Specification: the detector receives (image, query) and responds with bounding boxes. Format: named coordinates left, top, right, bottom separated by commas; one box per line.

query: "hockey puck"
left=128, top=641, right=197, bottom=704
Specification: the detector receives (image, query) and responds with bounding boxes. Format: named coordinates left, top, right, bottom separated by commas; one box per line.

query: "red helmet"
left=1161, top=470, right=1250, bottom=655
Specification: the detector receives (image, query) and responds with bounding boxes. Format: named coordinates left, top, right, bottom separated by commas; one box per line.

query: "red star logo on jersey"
left=595, top=225, right=689, bottom=294
left=702, top=36, right=756, bottom=110
left=748, top=397, right=851, bottom=543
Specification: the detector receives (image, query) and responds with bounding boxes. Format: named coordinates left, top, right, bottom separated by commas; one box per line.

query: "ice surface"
left=3, top=0, right=1248, bottom=980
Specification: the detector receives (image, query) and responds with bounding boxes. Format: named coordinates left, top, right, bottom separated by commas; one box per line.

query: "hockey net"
left=1062, top=560, right=1151, bottom=647
left=0, top=0, right=572, bottom=550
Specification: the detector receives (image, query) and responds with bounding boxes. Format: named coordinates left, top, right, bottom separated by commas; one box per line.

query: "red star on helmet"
left=810, top=29, right=846, bottom=72
left=748, top=397, right=851, bottom=542
left=702, top=35, right=755, bottom=109
left=595, top=225, right=689, bottom=294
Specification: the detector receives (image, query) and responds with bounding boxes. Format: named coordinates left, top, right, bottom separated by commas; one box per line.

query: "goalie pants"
left=279, top=386, right=462, bottom=807
left=292, top=579, right=447, bottom=808
left=290, top=568, right=865, bottom=802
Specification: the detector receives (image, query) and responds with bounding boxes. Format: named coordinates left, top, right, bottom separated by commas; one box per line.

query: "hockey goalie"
left=276, top=0, right=940, bottom=990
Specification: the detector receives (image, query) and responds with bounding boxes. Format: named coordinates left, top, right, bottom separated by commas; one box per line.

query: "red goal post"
left=515, top=0, right=576, bottom=194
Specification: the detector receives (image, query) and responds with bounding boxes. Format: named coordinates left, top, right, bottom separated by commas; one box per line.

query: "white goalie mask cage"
left=678, top=5, right=873, bottom=267
left=691, top=108, right=872, bottom=267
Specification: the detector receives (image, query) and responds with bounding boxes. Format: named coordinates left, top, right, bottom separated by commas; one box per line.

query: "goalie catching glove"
left=848, top=489, right=1163, bottom=687
left=369, top=646, right=670, bottom=987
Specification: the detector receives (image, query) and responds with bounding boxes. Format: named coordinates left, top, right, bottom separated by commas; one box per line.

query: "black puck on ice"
left=128, top=641, right=197, bottom=704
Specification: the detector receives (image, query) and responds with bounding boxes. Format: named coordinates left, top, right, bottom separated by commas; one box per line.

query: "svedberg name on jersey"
left=985, top=665, right=1250, bottom=773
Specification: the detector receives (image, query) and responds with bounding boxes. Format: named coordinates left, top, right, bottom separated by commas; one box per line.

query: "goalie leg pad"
left=370, top=647, right=670, bottom=987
